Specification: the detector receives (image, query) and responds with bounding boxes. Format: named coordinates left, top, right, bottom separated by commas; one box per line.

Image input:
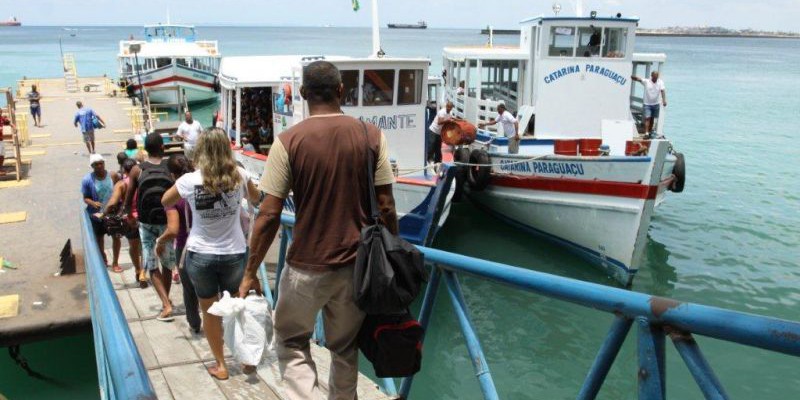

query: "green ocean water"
left=1, top=26, right=798, bottom=399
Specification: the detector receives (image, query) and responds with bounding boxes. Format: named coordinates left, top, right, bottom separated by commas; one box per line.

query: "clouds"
left=6, top=0, right=799, bottom=31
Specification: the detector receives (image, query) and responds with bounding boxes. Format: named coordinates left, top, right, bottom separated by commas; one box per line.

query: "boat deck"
left=109, top=250, right=391, bottom=400
left=0, top=76, right=130, bottom=346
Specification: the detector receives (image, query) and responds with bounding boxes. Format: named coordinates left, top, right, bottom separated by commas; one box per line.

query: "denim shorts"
left=82, top=129, right=95, bottom=143
left=184, top=251, right=246, bottom=299
left=139, top=222, right=176, bottom=271
left=644, top=104, right=660, bottom=119
left=30, top=105, right=41, bottom=117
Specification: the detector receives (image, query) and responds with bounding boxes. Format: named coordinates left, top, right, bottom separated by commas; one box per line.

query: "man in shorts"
left=632, top=71, right=667, bottom=136
left=27, top=85, right=42, bottom=127
left=74, top=101, right=105, bottom=154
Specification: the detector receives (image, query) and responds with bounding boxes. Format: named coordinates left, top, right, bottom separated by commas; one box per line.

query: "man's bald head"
left=301, top=61, right=342, bottom=104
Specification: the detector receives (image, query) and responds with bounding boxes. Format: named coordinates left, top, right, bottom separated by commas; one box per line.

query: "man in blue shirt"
left=74, top=101, right=105, bottom=154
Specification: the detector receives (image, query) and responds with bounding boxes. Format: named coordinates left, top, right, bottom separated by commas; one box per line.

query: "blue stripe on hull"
left=468, top=194, right=636, bottom=286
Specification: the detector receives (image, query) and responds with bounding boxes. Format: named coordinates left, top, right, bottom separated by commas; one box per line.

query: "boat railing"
left=271, top=213, right=800, bottom=400
left=80, top=209, right=156, bottom=399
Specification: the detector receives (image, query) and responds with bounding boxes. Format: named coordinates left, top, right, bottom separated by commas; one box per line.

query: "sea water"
left=1, top=26, right=798, bottom=399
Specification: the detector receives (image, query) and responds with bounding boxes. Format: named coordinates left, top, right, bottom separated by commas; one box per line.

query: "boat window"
left=577, top=26, right=602, bottom=57
left=363, top=69, right=394, bottom=106
left=548, top=26, right=576, bottom=57
left=398, top=69, right=423, bottom=105
left=155, top=57, right=171, bottom=68
left=340, top=70, right=360, bottom=106
left=466, top=60, right=478, bottom=97
left=176, top=58, right=188, bottom=67
left=602, top=28, right=627, bottom=58
left=480, top=60, right=519, bottom=111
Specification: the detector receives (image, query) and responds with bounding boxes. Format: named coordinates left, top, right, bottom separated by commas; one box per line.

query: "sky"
left=2, top=0, right=799, bottom=32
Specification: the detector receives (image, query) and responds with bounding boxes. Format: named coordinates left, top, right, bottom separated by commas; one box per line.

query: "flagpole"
left=371, top=0, right=381, bottom=57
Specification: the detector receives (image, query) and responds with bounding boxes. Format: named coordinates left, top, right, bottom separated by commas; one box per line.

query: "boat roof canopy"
left=119, top=41, right=218, bottom=58
left=443, top=46, right=527, bottom=60
left=520, top=15, right=639, bottom=25
left=218, top=55, right=431, bottom=89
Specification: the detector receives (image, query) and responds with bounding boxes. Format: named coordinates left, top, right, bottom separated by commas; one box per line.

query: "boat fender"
left=213, top=77, right=221, bottom=93
left=452, top=147, right=471, bottom=202
left=467, top=149, right=491, bottom=191
left=669, top=152, right=685, bottom=193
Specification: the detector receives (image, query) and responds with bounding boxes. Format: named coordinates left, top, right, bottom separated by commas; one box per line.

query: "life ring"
left=467, top=149, right=491, bottom=191
left=452, top=147, right=471, bottom=202
left=669, top=152, right=685, bottom=193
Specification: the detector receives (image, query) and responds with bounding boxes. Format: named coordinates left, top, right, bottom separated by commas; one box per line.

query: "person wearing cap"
left=82, top=154, right=119, bottom=267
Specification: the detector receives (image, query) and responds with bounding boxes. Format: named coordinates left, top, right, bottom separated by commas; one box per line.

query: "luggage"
left=357, top=310, right=423, bottom=377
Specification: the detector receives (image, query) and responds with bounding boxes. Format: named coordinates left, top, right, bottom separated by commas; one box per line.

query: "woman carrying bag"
left=161, top=128, right=260, bottom=380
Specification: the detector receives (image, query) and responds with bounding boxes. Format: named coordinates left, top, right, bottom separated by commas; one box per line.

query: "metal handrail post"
left=443, top=271, right=499, bottom=400
left=670, top=332, right=729, bottom=400
left=637, top=318, right=666, bottom=400
left=577, top=316, right=634, bottom=399
left=399, top=266, right=443, bottom=398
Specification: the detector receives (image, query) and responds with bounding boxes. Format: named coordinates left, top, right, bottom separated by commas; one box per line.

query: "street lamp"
left=128, top=43, right=145, bottom=107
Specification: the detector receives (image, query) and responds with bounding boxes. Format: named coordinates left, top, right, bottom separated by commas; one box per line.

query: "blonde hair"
left=193, top=128, right=241, bottom=195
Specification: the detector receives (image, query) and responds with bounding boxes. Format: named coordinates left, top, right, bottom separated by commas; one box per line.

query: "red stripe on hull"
left=132, top=75, right=215, bottom=90
left=491, top=175, right=675, bottom=200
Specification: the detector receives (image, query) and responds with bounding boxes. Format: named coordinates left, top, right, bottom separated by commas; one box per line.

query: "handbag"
left=353, top=121, right=427, bottom=314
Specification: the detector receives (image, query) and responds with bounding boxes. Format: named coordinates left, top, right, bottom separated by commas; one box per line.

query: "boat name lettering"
left=543, top=65, right=581, bottom=84
left=359, top=114, right=416, bottom=130
left=585, top=64, right=627, bottom=86
left=532, top=161, right=585, bottom=175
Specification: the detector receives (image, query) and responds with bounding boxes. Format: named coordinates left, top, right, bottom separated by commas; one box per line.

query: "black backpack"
left=136, top=161, right=173, bottom=225
left=357, top=310, right=424, bottom=378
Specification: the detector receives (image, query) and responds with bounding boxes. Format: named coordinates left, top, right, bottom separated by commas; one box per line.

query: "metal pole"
left=399, top=266, right=443, bottom=397
left=637, top=318, right=666, bottom=400
left=133, top=52, right=145, bottom=111
left=58, top=36, right=65, bottom=72
left=443, top=271, right=499, bottom=400
left=577, top=316, right=634, bottom=399
left=670, top=331, right=729, bottom=400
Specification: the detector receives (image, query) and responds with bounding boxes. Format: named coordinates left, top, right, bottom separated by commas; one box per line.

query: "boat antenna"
left=371, top=0, right=383, bottom=58
left=575, top=0, right=584, bottom=17
left=166, top=5, right=171, bottom=24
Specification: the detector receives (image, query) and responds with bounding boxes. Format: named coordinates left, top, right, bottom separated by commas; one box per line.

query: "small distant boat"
left=388, top=20, right=427, bottom=29
left=0, top=17, right=21, bottom=27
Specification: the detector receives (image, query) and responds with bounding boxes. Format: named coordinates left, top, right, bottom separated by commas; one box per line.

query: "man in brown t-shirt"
left=240, top=61, right=397, bottom=400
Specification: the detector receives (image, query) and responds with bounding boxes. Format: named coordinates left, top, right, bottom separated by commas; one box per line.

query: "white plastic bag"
left=208, top=291, right=273, bottom=366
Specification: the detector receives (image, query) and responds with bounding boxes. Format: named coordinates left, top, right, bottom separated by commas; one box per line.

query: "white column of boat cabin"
left=226, top=87, right=233, bottom=140
left=235, top=87, right=242, bottom=147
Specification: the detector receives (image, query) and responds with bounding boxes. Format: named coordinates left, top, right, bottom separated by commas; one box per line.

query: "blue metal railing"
left=80, top=210, right=156, bottom=399
left=273, top=214, right=800, bottom=399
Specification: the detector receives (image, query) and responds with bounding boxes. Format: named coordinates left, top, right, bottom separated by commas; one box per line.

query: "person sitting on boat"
left=427, top=101, right=454, bottom=164
left=479, top=104, right=520, bottom=154
left=631, top=71, right=667, bottom=137
left=175, top=111, right=203, bottom=160
left=456, top=80, right=466, bottom=95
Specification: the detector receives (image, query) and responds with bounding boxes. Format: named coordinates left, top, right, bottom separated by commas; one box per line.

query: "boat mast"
left=371, top=0, right=382, bottom=57
left=575, top=0, right=584, bottom=17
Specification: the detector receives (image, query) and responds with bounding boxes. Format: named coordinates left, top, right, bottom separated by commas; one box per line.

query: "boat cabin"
left=118, top=24, right=219, bottom=81
left=217, top=55, right=431, bottom=170
left=442, top=15, right=667, bottom=143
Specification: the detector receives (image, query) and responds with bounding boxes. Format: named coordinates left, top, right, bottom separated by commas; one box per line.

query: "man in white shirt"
left=175, top=112, right=203, bottom=159
left=427, top=101, right=454, bottom=163
left=632, top=71, right=667, bottom=136
left=479, top=104, right=520, bottom=154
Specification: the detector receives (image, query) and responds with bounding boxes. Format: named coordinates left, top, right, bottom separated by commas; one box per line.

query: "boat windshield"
left=144, top=25, right=196, bottom=42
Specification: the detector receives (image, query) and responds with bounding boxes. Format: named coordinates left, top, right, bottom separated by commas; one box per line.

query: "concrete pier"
left=0, top=76, right=131, bottom=346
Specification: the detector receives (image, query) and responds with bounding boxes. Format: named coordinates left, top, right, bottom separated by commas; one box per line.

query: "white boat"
left=441, top=12, right=685, bottom=285
left=117, top=24, right=220, bottom=104
left=217, top=55, right=456, bottom=245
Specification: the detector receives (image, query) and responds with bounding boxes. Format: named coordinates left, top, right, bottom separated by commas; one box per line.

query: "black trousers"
left=427, top=133, right=442, bottom=163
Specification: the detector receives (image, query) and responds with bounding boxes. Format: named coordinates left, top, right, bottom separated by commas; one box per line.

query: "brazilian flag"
left=352, top=0, right=360, bottom=12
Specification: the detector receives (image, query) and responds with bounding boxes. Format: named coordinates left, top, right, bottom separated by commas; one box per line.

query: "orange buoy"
left=579, top=138, right=603, bottom=156
left=441, top=120, right=477, bottom=146
left=554, top=139, right=580, bottom=156
left=625, top=140, right=651, bottom=156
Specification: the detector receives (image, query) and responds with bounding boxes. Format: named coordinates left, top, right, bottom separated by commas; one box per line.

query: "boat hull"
left=126, top=64, right=217, bottom=104
left=465, top=139, right=675, bottom=285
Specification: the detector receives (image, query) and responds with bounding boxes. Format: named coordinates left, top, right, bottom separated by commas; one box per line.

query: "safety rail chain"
left=272, top=214, right=800, bottom=400
left=80, top=209, right=156, bottom=399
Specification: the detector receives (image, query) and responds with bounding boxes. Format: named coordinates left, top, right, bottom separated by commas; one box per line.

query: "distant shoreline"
left=636, top=32, right=800, bottom=39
